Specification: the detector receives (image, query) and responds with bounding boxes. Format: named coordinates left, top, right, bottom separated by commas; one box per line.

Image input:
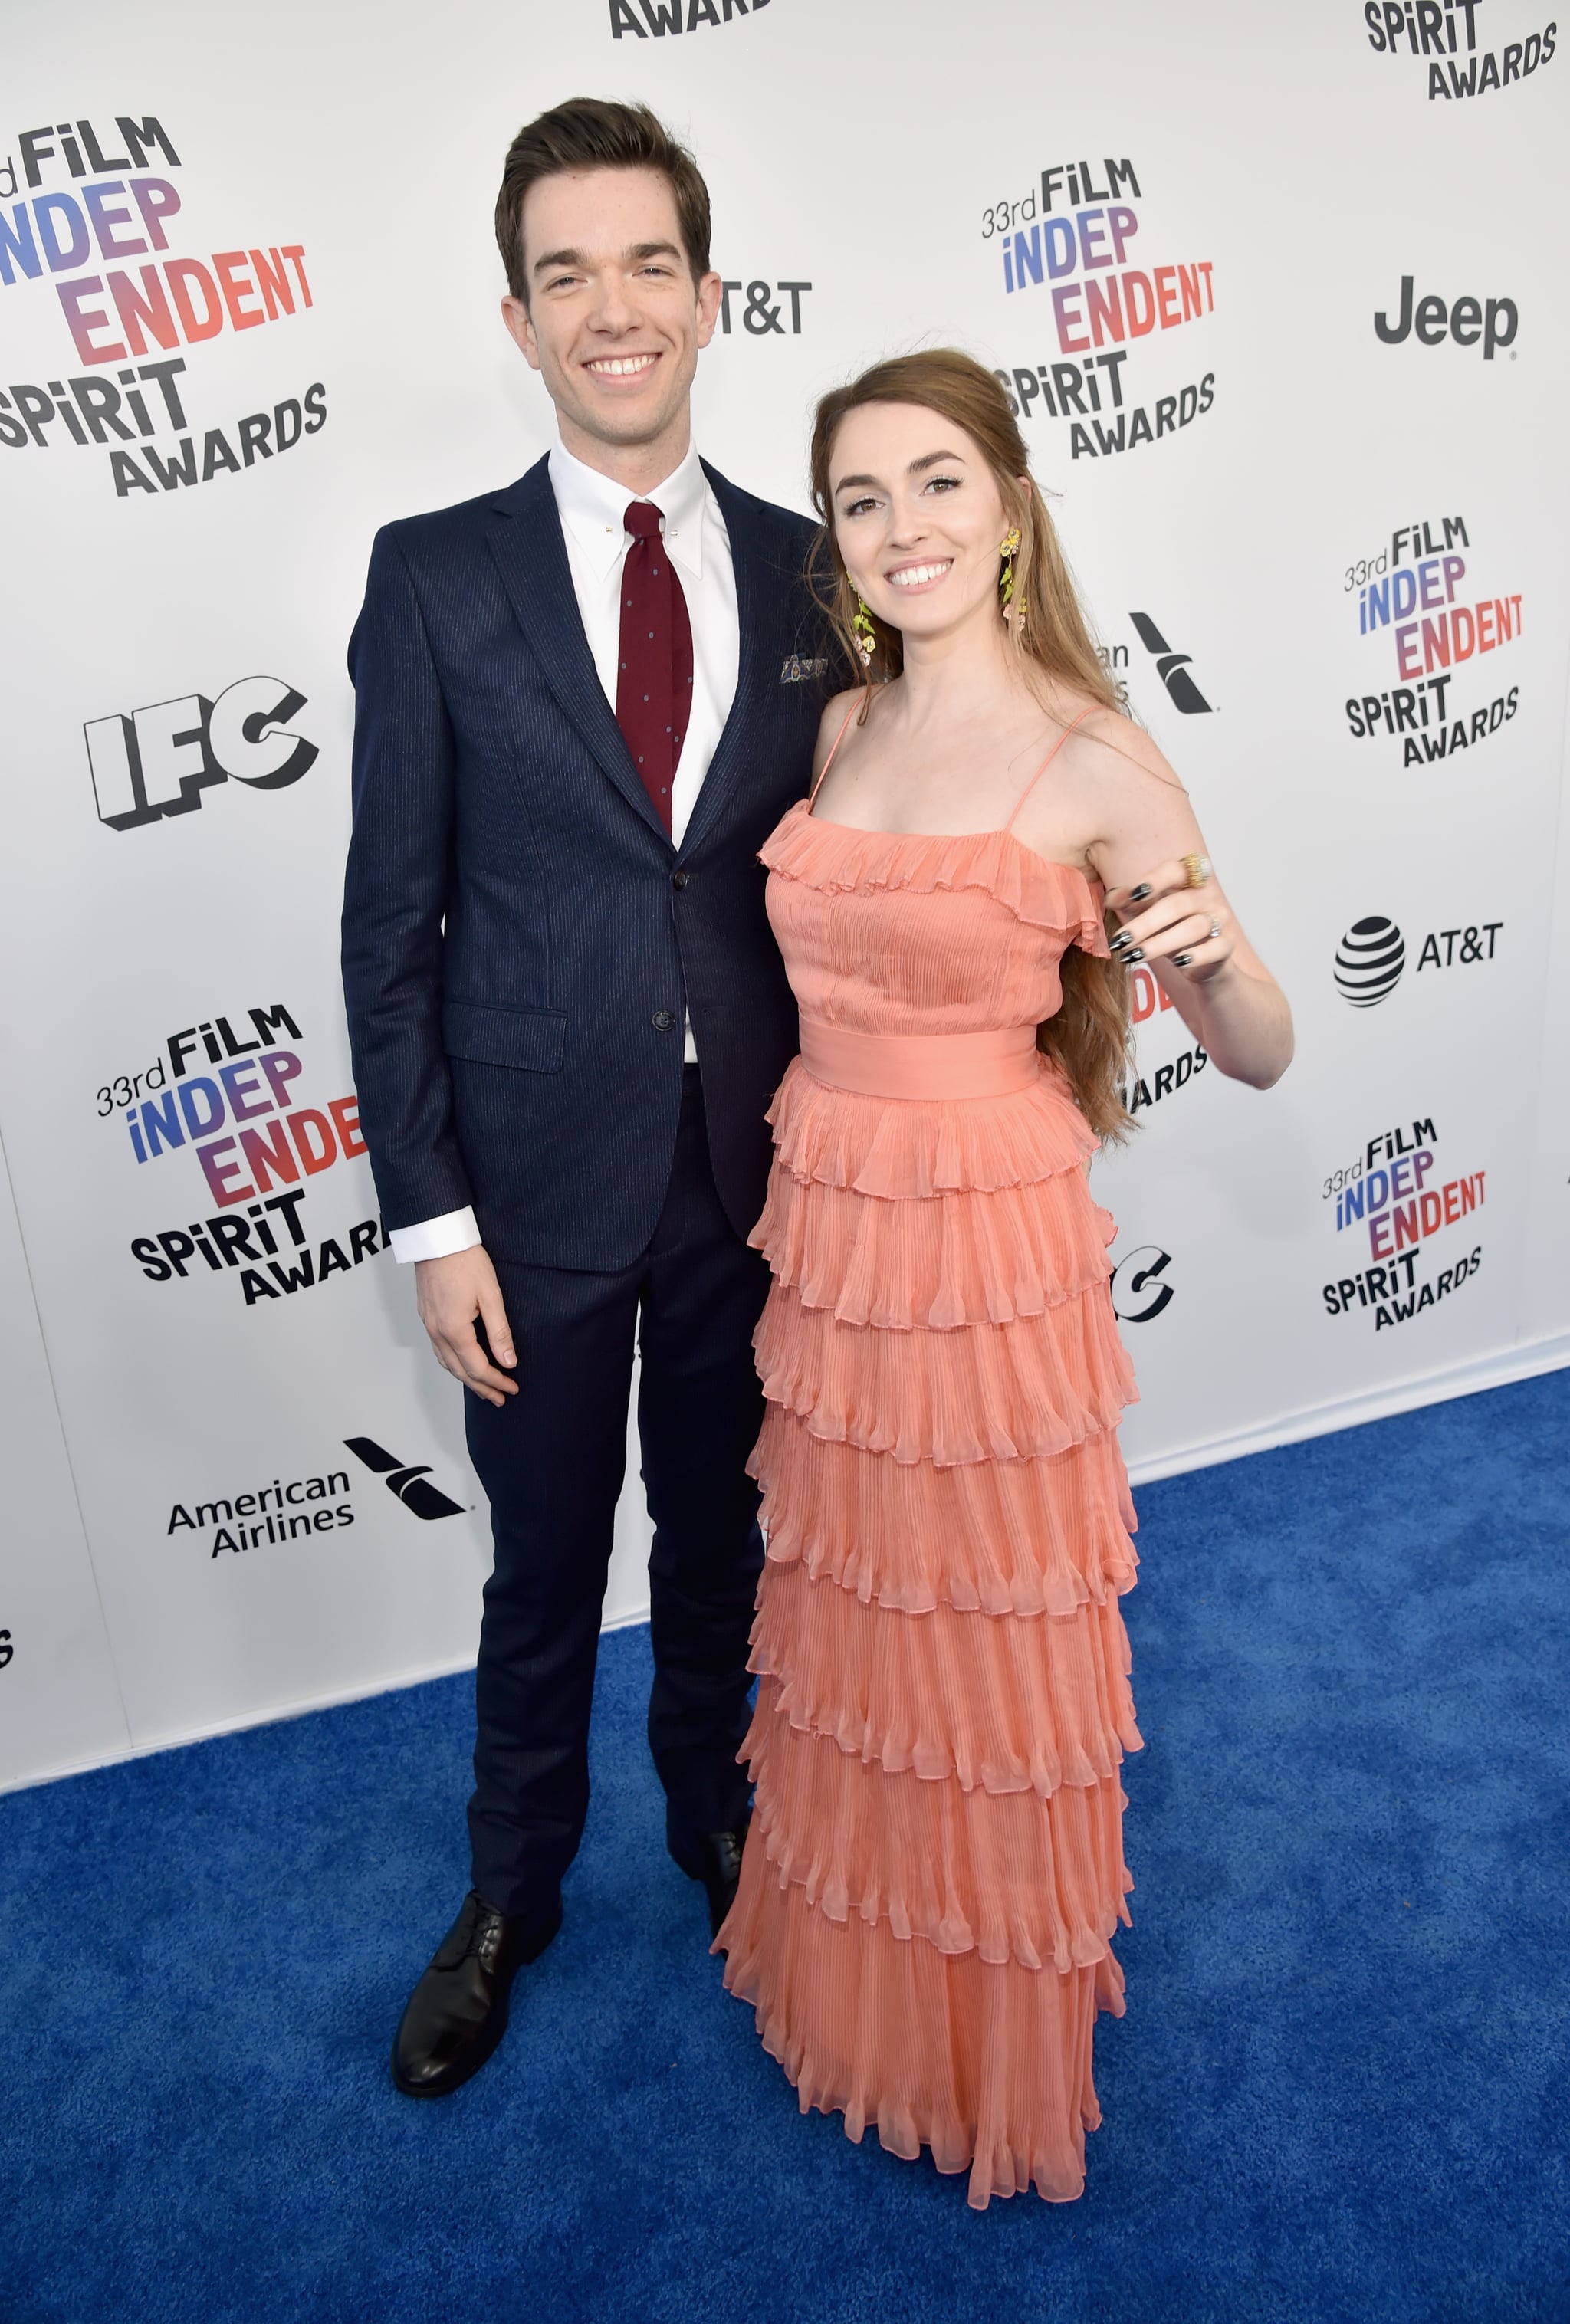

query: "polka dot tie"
left=615, top=499, right=693, bottom=835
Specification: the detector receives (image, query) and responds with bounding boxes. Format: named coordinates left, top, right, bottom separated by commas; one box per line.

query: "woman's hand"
left=1104, top=853, right=1234, bottom=986
left=1102, top=850, right=1292, bottom=1090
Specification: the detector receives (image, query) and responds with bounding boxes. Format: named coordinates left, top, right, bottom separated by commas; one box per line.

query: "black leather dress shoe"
left=668, top=1819, right=751, bottom=1940
left=391, top=1889, right=560, bottom=2098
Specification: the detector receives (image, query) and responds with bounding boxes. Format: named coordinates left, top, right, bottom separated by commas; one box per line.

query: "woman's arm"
left=1039, top=710, right=1294, bottom=1091
left=1103, top=850, right=1293, bottom=1089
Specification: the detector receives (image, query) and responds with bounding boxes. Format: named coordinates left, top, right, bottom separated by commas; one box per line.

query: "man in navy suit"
left=341, top=98, right=834, bottom=2096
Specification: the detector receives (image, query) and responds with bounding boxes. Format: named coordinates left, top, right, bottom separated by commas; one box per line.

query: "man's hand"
left=413, top=1247, right=519, bottom=1406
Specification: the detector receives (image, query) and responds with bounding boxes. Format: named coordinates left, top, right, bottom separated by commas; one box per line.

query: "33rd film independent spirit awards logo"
left=102, top=998, right=392, bottom=1309
left=1362, top=1, right=1556, bottom=99
left=0, top=112, right=325, bottom=501
left=165, top=1435, right=463, bottom=1562
left=1342, top=510, right=1522, bottom=769
left=1320, top=1113, right=1486, bottom=1332
left=985, top=157, right=1214, bottom=463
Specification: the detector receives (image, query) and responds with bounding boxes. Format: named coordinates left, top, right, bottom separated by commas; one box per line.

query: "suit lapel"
left=676, top=462, right=786, bottom=860
left=484, top=458, right=671, bottom=845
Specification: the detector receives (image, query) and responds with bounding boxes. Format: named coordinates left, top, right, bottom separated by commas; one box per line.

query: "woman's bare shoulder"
left=813, top=684, right=873, bottom=776
left=817, top=684, right=865, bottom=740
left=1058, top=700, right=1185, bottom=794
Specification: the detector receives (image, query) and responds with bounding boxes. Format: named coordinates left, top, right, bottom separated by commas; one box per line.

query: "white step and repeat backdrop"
left=2, top=0, right=1567, bottom=1789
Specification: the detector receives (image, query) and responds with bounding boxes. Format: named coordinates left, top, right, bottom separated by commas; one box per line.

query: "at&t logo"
left=1335, top=917, right=1405, bottom=1006
left=716, top=280, right=811, bottom=335
left=1334, top=913, right=1503, bottom=1004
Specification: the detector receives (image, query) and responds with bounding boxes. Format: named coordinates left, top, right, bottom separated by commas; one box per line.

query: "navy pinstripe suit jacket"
left=341, top=454, right=837, bottom=1272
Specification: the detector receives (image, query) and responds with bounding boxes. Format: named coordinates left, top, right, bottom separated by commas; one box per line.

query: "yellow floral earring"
left=852, top=591, right=878, bottom=668
left=999, top=526, right=1026, bottom=624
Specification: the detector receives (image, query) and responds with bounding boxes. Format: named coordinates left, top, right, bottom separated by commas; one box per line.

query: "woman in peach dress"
left=718, top=351, right=1292, bottom=2207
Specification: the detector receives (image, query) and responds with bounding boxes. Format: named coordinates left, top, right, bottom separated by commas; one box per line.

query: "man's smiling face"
left=503, top=166, right=721, bottom=465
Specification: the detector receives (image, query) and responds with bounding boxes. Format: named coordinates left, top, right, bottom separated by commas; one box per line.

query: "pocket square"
left=780, top=655, right=829, bottom=684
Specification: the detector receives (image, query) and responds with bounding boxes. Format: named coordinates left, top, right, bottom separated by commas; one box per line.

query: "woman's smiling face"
left=829, top=401, right=1013, bottom=648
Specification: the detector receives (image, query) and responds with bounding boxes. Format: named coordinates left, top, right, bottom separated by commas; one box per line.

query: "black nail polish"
left=1128, top=883, right=1152, bottom=904
left=1124, top=947, right=1145, bottom=964
left=1173, top=951, right=1192, bottom=968
left=1109, top=930, right=1135, bottom=953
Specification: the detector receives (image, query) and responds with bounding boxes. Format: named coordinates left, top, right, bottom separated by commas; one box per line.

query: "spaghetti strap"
left=808, top=697, right=865, bottom=807
left=1003, top=707, right=1095, bottom=832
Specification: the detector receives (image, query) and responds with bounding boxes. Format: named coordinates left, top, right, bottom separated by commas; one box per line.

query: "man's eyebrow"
left=530, top=241, right=685, bottom=276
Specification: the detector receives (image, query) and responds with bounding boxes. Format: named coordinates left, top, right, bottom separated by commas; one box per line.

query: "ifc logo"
left=1335, top=917, right=1405, bottom=1007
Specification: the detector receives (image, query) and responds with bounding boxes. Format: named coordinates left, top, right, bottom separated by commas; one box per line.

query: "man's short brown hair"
left=494, top=98, right=713, bottom=303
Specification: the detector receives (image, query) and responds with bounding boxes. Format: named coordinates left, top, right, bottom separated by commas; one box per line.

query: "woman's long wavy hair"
left=807, top=349, right=1134, bottom=1144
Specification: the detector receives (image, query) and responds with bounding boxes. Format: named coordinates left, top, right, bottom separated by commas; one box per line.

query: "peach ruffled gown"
left=718, top=725, right=1142, bottom=2209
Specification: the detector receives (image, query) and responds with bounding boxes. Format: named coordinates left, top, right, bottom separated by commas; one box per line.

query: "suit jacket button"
left=652, top=1009, right=675, bottom=1032
left=671, top=869, right=688, bottom=890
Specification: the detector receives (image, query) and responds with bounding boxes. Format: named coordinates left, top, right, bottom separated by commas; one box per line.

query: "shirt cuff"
left=387, top=1206, right=482, bottom=1264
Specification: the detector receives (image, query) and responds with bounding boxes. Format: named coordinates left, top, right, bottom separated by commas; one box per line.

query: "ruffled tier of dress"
left=748, top=1412, right=1137, bottom=1616
left=748, top=1552, right=1140, bottom=1799
left=755, top=1279, right=1133, bottom=1468
left=721, top=1860, right=1124, bottom=2207
left=741, top=1684, right=1131, bottom=1970
left=758, top=797, right=1109, bottom=949
left=754, top=1155, right=1118, bottom=1329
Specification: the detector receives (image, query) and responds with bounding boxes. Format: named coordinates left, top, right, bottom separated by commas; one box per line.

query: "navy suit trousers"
left=464, top=1065, right=767, bottom=1919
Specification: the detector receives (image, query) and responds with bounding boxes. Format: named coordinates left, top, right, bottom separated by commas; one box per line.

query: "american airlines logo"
left=343, top=1437, right=465, bottom=1521
left=1129, top=614, right=1213, bottom=714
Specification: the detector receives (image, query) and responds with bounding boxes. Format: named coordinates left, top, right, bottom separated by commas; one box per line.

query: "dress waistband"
left=797, top=1019, right=1040, bottom=1101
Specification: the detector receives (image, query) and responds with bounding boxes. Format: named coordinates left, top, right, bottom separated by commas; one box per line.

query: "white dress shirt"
left=389, top=434, right=741, bottom=1262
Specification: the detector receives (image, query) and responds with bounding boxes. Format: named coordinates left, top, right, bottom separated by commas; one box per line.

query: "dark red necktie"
left=616, top=500, right=693, bottom=834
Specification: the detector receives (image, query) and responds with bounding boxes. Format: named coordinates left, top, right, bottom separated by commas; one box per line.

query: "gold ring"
left=1182, top=852, right=1211, bottom=888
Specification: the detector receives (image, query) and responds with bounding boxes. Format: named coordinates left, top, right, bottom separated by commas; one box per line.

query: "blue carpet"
left=3, top=1370, right=1568, bottom=2323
